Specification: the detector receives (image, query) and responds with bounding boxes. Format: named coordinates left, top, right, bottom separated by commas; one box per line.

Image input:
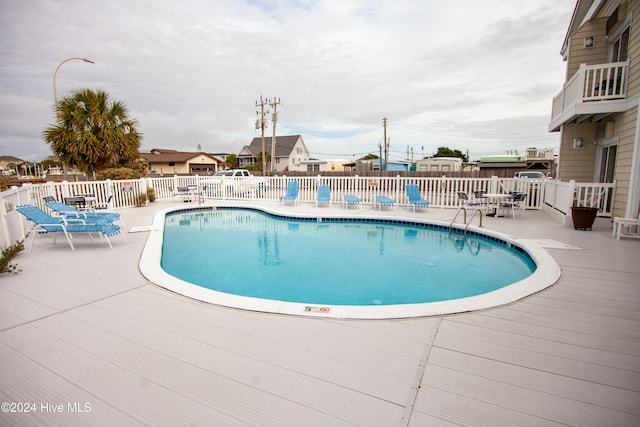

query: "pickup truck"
left=200, top=169, right=266, bottom=198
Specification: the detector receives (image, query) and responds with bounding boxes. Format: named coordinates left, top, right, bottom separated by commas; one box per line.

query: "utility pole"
left=383, top=117, right=388, bottom=171
left=269, top=97, right=281, bottom=173
left=255, top=96, right=269, bottom=175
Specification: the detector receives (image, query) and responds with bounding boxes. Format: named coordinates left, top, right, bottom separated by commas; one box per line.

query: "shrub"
left=135, top=192, right=147, bottom=207
left=96, top=167, right=142, bottom=180
left=146, top=187, right=156, bottom=202
left=1, top=241, right=24, bottom=274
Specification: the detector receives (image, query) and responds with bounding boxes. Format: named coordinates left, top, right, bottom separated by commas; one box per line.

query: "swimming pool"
left=140, top=206, right=560, bottom=319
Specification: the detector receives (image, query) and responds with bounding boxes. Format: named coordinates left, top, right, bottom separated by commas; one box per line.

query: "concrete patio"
left=1, top=200, right=639, bottom=426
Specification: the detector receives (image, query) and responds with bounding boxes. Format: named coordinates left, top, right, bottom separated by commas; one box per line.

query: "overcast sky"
left=1, top=0, right=576, bottom=163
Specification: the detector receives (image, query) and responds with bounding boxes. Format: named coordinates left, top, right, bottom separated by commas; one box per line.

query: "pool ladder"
left=449, top=207, right=483, bottom=237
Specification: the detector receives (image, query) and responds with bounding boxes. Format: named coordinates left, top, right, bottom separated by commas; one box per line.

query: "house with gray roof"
left=238, top=135, right=310, bottom=173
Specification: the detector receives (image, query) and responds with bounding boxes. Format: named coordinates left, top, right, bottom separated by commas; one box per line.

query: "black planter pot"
left=571, top=207, right=599, bottom=230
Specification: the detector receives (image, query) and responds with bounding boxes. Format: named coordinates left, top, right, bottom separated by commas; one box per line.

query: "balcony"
left=549, top=61, right=629, bottom=132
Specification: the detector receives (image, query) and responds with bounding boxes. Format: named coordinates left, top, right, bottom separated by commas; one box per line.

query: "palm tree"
left=43, top=89, right=142, bottom=176
left=224, top=153, right=238, bottom=169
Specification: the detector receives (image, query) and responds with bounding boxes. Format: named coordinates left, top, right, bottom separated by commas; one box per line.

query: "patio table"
left=483, top=193, right=512, bottom=217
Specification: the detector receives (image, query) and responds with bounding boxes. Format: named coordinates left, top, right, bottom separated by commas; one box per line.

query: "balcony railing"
left=549, top=61, right=629, bottom=131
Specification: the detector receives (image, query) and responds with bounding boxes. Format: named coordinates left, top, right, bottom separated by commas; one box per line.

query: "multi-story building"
left=549, top=0, right=639, bottom=218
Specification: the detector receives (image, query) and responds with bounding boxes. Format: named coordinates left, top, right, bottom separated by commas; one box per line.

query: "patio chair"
left=282, top=181, right=299, bottom=206
left=343, top=194, right=361, bottom=209
left=457, top=192, right=483, bottom=208
left=63, top=196, right=87, bottom=210
left=500, top=192, right=527, bottom=219
left=315, top=185, right=331, bottom=207
left=92, top=194, right=114, bottom=210
left=613, top=213, right=640, bottom=240
left=375, top=196, right=395, bottom=211
left=44, top=200, right=123, bottom=227
left=472, top=190, right=488, bottom=208
left=16, top=204, right=121, bottom=250
left=405, top=184, right=431, bottom=212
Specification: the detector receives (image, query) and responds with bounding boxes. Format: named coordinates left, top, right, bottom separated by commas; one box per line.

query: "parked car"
left=514, top=171, right=546, bottom=179
left=200, top=169, right=265, bottom=197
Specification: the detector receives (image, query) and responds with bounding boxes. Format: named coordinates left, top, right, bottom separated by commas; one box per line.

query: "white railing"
left=582, top=62, right=628, bottom=101
left=0, top=176, right=615, bottom=250
left=550, top=61, right=628, bottom=126
left=543, top=179, right=615, bottom=224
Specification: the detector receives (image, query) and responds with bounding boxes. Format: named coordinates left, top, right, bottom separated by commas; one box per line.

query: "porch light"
left=573, top=138, right=585, bottom=149
left=584, top=36, right=594, bottom=48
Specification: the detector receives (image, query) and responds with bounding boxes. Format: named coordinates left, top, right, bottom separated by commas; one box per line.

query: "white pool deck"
left=1, top=200, right=639, bottom=426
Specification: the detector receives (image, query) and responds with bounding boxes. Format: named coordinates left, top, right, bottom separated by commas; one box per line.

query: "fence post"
left=0, top=189, right=10, bottom=248
left=140, top=177, right=149, bottom=206
left=490, top=176, right=499, bottom=194
left=564, top=180, right=577, bottom=225
left=61, top=180, right=70, bottom=200
left=577, top=63, right=587, bottom=101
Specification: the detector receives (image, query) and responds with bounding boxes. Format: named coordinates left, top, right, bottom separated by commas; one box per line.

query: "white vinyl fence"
left=0, top=175, right=614, bottom=250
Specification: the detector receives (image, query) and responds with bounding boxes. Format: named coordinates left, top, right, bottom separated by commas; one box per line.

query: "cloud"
left=0, top=0, right=576, bottom=162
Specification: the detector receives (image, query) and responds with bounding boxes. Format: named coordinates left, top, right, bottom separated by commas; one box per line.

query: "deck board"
left=2, top=201, right=640, bottom=426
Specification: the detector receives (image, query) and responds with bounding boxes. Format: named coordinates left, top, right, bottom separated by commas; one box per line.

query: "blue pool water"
left=160, top=209, right=536, bottom=306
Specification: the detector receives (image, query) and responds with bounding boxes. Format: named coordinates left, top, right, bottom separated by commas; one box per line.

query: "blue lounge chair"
left=282, top=180, right=299, bottom=205
left=16, top=205, right=121, bottom=250
left=406, top=184, right=431, bottom=212
left=343, top=194, right=361, bottom=209
left=44, top=200, right=124, bottom=227
left=316, top=185, right=331, bottom=207
left=375, top=196, right=395, bottom=211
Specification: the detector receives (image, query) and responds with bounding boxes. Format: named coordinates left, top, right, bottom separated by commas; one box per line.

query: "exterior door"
left=597, top=143, right=617, bottom=212
left=598, top=144, right=617, bottom=183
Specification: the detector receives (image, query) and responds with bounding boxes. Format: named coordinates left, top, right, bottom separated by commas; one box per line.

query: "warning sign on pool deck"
left=304, top=306, right=331, bottom=314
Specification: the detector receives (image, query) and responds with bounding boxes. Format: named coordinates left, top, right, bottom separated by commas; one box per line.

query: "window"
left=168, top=162, right=175, bottom=166
left=606, top=7, right=618, bottom=35
left=610, top=16, right=630, bottom=62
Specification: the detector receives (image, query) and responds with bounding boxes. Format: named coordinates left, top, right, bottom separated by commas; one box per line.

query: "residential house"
left=0, top=155, right=23, bottom=175
left=140, top=149, right=221, bottom=176
left=549, top=0, right=640, bottom=218
left=238, top=135, right=310, bottom=172
left=416, top=157, right=463, bottom=172
left=477, top=154, right=527, bottom=173
left=523, top=147, right=556, bottom=172
left=342, top=158, right=411, bottom=173
left=298, top=159, right=348, bottom=173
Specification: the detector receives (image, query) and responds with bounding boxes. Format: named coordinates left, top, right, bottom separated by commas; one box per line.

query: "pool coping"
left=139, top=205, right=562, bottom=319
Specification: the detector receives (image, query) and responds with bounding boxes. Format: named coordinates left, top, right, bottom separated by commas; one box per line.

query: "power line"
left=278, top=117, right=382, bottom=138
